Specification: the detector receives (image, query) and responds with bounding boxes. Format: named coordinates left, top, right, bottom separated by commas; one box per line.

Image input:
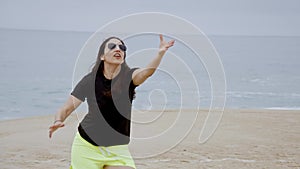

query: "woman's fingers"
left=49, top=123, right=64, bottom=130
left=49, top=127, right=55, bottom=138
left=49, top=125, right=56, bottom=138
left=159, top=35, right=175, bottom=50
left=169, top=39, right=175, bottom=45
left=48, top=123, right=65, bottom=138
left=167, top=40, right=175, bottom=47
left=160, top=34, right=163, bottom=42
left=164, top=40, right=175, bottom=49
left=49, top=130, right=53, bottom=138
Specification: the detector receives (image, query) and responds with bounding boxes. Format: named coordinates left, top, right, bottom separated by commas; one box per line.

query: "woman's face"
left=102, top=38, right=126, bottom=65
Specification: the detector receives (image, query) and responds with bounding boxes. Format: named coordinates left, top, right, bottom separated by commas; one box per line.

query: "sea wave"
left=264, top=107, right=300, bottom=110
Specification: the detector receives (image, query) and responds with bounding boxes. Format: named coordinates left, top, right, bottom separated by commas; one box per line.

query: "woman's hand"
left=158, top=34, right=175, bottom=55
left=132, top=34, right=175, bottom=86
left=48, top=95, right=82, bottom=138
left=49, top=121, right=65, bottom=138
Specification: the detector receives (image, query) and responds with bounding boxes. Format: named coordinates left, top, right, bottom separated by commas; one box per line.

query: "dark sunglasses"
left=107, top=43, right=127, bottom=52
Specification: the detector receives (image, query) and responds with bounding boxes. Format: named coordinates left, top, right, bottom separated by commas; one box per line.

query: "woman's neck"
left=103, top=63, right=121, bottom=79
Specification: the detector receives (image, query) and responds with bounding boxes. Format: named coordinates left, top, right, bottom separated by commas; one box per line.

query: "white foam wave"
left=265, top=107, right=300, bottom=110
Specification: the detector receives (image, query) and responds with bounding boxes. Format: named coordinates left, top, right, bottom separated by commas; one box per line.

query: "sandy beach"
left=1, top=109, right=299, bottom=169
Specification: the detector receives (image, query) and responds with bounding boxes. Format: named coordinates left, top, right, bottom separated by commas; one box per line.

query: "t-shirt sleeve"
left=71, top=74, right=92, bottom=102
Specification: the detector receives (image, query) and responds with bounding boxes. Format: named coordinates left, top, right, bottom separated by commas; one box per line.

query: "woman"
left=49, top=34, right=175, bottom=169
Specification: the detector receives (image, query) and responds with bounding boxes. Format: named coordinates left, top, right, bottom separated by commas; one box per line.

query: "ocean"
left=0, top=28, right=299, bottom=120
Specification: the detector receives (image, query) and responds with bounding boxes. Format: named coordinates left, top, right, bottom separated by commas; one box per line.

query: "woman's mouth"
left=114, top=53, right=122, bottom=59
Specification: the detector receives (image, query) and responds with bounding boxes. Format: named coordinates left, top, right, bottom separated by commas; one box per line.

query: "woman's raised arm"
left=132, top=34, right=175, bottom=85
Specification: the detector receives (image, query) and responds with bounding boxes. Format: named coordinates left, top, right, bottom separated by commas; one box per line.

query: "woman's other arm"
left=49, top=95, right=82, bottom=138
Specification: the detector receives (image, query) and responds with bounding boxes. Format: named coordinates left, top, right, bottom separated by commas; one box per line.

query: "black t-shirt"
left=71, top=66, right=138, bottom=146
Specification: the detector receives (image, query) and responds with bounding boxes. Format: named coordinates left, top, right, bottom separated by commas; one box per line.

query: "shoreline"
left=1, top=108, right=299, bottom=122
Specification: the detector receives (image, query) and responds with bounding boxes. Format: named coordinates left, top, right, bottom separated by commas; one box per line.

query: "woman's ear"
left=101, top=56, right=105, bottom=61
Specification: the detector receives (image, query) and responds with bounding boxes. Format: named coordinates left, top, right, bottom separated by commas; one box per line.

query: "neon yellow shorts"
left=70, top=132, right=136, bottom=169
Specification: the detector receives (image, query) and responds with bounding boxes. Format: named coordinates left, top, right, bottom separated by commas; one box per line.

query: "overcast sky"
left=0, top=0, right=299, bottom=36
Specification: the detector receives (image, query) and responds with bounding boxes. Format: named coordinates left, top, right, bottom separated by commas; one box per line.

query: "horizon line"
left=1, top=27, right=300, bottom=38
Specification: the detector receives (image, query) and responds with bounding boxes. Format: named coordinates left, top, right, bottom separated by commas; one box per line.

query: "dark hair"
left=92, top=37, right=135, bottom=100
left=92, top=36, right=127, bottom=73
